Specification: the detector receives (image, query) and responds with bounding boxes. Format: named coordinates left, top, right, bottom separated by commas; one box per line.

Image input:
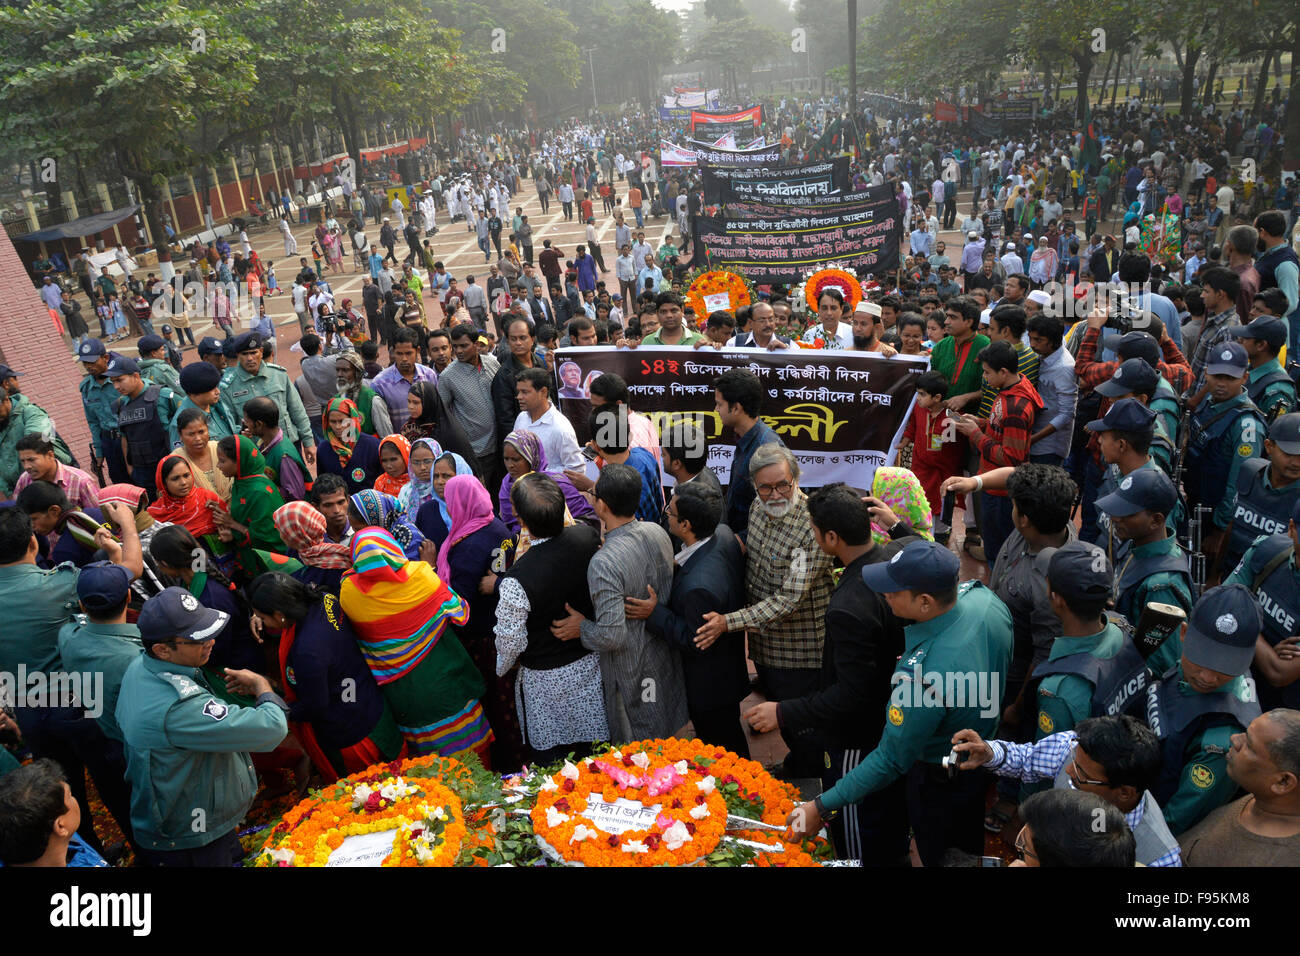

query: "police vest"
left=1116, top=547, right=1192, bottom=621
left=116, top=385, right=171, bottom=470
left=1245, top=535, right=1300, bottom=710
left=1151, top=378, right=1182, bottom=441
left=1185, top=397, right=1265, bottom=508
left=1052, top=764, right=1181, bottom=866
left=1226, top=459, right=1298, bottom=566
left=1035, top=630, right=1150, bottom=719
left=1256, top=244, right=1300, bottom=306
left=1246, top=368, right=1295, bottom=421
left=1138, top=673, right=1261, bottom=808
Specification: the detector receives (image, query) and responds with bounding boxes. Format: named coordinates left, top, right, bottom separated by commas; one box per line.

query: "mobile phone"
left=580, top=445, right=599, bottom=461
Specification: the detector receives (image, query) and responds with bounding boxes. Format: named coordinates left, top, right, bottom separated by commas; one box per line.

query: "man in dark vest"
left=1225, top=498, right=1300, bottom=713
left=1184, top=341, right=1266, bottom=562
left=1131, top=584, right=1263, bottom=835
left=1253, top=210, right=1299, bottom=354
left=1086, top=399, right=1177, bottom=553
left=493, top=472, right=603, bottom=765
left=1216, top=412, right=1300, bottom=579
left=1228, top=315, right=1295, bottom=423
left=951, top=714, right=1183, bottom=866
left=1095, top=467, right=1193, bottom=677
left=107, top=356, right=177, bottom=495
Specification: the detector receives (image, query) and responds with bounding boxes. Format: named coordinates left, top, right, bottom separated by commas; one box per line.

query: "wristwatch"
left=813, top=795, right=837, bottom=822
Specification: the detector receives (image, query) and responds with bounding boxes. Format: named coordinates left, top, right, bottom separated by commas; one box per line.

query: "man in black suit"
left=744, top=484, right=909, bottom=864
left=626, top=482, right=750, bottom=757
left=1089, top=234, right=1118, bottom=284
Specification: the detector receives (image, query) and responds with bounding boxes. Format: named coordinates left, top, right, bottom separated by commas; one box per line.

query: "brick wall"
left=0, top=227, right=92, bottom=467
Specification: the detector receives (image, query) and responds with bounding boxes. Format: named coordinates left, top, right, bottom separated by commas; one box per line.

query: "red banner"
left=690, top=106, right=763, bottom=138
left=934, top=100, right=959, bottom=123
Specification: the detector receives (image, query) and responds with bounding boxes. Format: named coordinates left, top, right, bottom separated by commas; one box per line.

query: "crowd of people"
left=1, top=76, right=1299, bottom=871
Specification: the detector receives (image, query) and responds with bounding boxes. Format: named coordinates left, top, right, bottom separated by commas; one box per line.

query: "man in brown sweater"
left=1180, top=709, right=1300, bottom=866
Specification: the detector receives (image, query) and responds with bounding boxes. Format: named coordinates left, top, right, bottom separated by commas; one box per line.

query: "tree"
left=1013, top=0, right=1137, bottom=119
left=691, top=11, right=784, bottom=97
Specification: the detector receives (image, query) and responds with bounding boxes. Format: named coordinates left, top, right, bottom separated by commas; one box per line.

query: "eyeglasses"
left=1013, top=825, right=1038, bottom=862
left=1065, top=741, right=1109, bottom=788
left=753, top=479, right=794, bottom=498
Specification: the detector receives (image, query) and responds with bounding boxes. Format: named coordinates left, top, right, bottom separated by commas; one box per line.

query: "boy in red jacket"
left=954, top=340, right=1044, bottom=567
left=899, top=370, right=965, bottom=518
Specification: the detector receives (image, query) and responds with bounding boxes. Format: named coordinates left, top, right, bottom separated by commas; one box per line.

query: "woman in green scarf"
left=212, top=434, right=288, bottom=576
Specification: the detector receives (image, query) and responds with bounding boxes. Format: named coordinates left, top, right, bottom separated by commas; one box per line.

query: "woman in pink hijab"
left=436, top=474, right=523, bottom=769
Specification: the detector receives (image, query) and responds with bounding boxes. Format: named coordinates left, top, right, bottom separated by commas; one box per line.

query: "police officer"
left=1186, top=341, right=1267, bottom=563
left=106, top=355, right=177, bottom=493
left=1094, top=358, right=1176, bottom=475
left=218, top=332, right=315, bottom=467
left=1133, top=584, right=1263, bottom=835
left=1035, top=542, right=1147, bottom=741
left=78, top=338, right=129, bottom=484
left=1099, top=328, right=1186, bottom=443
left=197, top=336, right=228, bottom=371
left=1217, top=412, right=1300, bottom=578
left=170, top=361, right=238, bottom=447
left=135, top=333, right=182, bottom=393
left=1225, top=499, right=1300, bottom=712
left=1230, top=315, right=1295, bottom=424
left=117, top=587, right=290, bottom=866
left=1087, top=398, right=1179, bottom=554
left=1096, top=467, right=1193, bottom=676
left=784, top=540, right=1013, bottom=867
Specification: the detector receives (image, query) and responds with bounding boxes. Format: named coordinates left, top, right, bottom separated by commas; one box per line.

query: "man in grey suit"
left=552, top=462, right=685, bottom=741
left=627, top=482, right=751, bottom=757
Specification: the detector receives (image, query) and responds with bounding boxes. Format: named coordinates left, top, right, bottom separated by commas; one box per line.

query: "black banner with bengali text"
left=686, top=140, right=784, bottom=167
left=701, top=158, right=851, bottom=205
left=553, top=346, right=925, bottom=487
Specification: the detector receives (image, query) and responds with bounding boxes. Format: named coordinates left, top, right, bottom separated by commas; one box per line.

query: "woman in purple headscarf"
left=498, top=429, right=594, bottom=556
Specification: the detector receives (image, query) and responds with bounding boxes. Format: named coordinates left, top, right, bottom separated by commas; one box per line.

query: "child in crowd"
left=899, top=370, right=965, bottom=520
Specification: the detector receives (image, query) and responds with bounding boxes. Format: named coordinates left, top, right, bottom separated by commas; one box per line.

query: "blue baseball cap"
left=1095, top=358, right=1159, bottom=399
left=1101, top=330, right=1160, bottom=366
left=1183, top=584, right=1261, bottom=677
left=78, top=338, right=107, bottom=360
left=1084, top=397, right=1157, bottom=434
left=1095, top=467, right=1178, bottom=518
left=137, top=334, right=166, bottom=353
left=1229, top=316, right=1287, bottom=352
left=197, top=336, right=226, bottom=357
left=861, top=540, right=960, bottom=595
left=1045, top=541, right=1113, bottom=605
left=76, top=561, right=133, bottom=612
left=104, top=356, right=140, bottom=378
left=1205, top=341, right=1249, bottom=377
left=1269, top=413, right=1300, bottom=456
left=137, top=586, right=230, bottom=645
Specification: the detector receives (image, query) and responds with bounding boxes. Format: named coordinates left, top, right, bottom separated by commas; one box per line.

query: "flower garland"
left=684, top=268, right=754, bottom=325
left=256, top=756, right=468, bottom=867
left=804, top=267, right=863, bottom=314
left=531, top=745, right=728, bottom=866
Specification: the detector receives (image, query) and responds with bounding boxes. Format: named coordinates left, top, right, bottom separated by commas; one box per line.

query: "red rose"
left=607, top=835, right=619, bottom=847
left=563, top=779, right=575, bottom=793
left=695, top=794, right=706, bottom=805
left=672, top=799, right=683, bottom=809
left=622, top=754, right=634, bottom=767
left=685, top=822, right=697, bottom=835
left=364, top=792, right=383, bottom=812
left=554, top=798, right=571, bottom=813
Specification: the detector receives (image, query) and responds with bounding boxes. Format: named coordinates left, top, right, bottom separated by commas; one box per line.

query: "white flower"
left=539, top=778, right=560, bottom=792
left=546, top=806, right=571, bottom=828
left=662, top=820, right=692, bottom=850
left=432, top=806, right=448, bottom=822
left=351, top=784, right=373, bottom=808
left=266, top=847, right=295, bottom=865
left=689, top=804, right=710, bottom=820
left=610, top=749, right=623, bottom=760
left=631, top=752, right=652, bottom=770
left=621, top=839, right=651, bottom=854
left=570, top=825, right=597, bottom=844
left=674, top=760, right=689, bottom=775
left=696, top=775, right=715, bottom=794
left=560, top=759, right=580, bottom=780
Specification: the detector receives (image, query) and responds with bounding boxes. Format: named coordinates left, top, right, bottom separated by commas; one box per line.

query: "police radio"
left=1132, top=602, right=1187, bottom=660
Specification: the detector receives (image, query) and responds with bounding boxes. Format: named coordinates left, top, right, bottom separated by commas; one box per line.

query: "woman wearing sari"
left=174, top=407, right=233, bottom=504
left=349, top=488, right=425, bottom=561
left=437, top=475, right=523, bottom=770
left=373, top=434, right=411, bottom=498
left=411, top=448, right=474, bottom=548
left=400, top=380, right=477, bottom=465
left=498, top=429, right=594, bottom=556
left=339, top=528, right=493, bottom=763
left=212, top=434, right=288, bottom=576
left=247, top=572, right=405, bottom=782
left=274, top=500, right=352, bottom=594
left=316, top=397, right=382, bottom=494
left=148, top=454, right=233, bottom=577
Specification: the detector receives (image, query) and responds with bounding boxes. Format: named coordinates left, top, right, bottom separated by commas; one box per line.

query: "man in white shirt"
left=513, top=366, right=583, bottom=471
left=1000, top=241, right=1025, bottom=276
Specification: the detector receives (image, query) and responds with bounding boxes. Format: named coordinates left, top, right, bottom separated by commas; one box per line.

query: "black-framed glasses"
left=752, top=479, right=794, bottom=498
left=1065, top=740, right=1109, bottom=788
left=1013, top=825, right=1037, bottom=861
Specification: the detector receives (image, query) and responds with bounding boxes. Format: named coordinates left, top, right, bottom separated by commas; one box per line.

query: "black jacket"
left=1089, top=246, right=1118, bottom=282
left=646, top=526, right=750, bottom=710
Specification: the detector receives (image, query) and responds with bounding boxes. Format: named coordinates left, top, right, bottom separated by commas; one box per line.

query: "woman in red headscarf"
left=315, top=396, right=382, bottom=494
left=148, top=455, right=225, bottom=539
left=373, top=434, right=412, bottom=498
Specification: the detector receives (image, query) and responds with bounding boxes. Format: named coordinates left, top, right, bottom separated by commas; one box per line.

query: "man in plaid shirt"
left=697, top=444, right=834, bottom=778
left=951, top=715, right=1183, bottom=867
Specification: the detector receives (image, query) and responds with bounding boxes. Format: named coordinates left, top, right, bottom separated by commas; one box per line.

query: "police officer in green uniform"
left=197, top=336, right=229, bottom=372
left=1096, top=467, right=1193, bottom=676
left=785, top=541, right=1013, bottom=866
left=1087, top=399, right=1180, bottom=555
left=218, top=332, right=315, bottom=468
left=117, top=587, right=290, bottom=867
left=1224, top=499, right=1300, bottom=712
left=1101, top=328, right=1184, bottom=443
left=1094, top=358, right=1176, bottom=475
left=1132, top=584, right=1263, bottom=835
left=106, top=355, right=178, bottom=494
left=1186, top=341, right=1267, bottom=562
left=136, top=334, right=182, bottom=393
left=1035, top=543, right=1146, bottom=741
left=1217, top=412, right=1300, bottom=577
left=77, top=338, right=130, bottom=484
left=169, top=361, right=238, bottom=447
left=1230, top=316, right=1295, bottom=424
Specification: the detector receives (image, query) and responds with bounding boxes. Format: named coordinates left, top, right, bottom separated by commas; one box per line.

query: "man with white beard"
left=695, top=442, right=836, bottom=779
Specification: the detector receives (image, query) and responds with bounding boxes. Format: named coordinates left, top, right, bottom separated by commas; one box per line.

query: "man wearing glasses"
left=949, top=714, right=1181, bottom=867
